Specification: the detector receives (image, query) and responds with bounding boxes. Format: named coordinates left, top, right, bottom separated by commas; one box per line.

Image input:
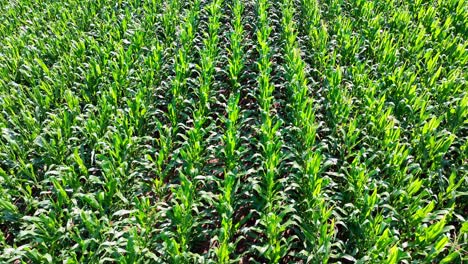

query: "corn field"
left=0, top=0, right=467, bottom=262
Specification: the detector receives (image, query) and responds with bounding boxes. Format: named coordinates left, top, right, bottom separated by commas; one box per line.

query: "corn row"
left=167, top=0, right=200, bottom=127
left=280, top=0, right=335, bottom=262
left=253, top=0, right=290, bottom=262
left=227, top=0, right=245, bottom=92
left=163, top=0, right=223, bottom=261
left=215, top=0, right=245, bottom=262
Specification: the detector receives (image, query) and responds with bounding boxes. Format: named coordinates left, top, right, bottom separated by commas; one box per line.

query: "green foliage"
left=0, top=0, right=466, bottom=262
